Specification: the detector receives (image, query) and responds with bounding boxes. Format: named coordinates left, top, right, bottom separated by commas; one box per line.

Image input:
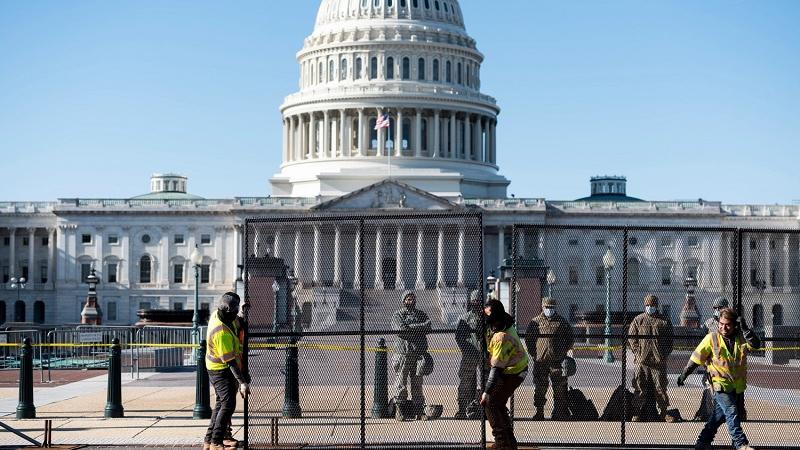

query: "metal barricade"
left=0, top=330, right=44, bottom=383
left=135, top=325, right=205, bottom=377
left=47, top=326, right=137, bottom=373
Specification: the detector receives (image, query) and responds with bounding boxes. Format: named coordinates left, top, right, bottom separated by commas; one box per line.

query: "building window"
left=141, top=234, right=151, bottom=244
left=595, top=239, right=605, bottom=246
left=661, top=265, right=672, bottom=285
left=595, top=266, right=605, bottom=286
left=81, top=234, right=92, bottom=244
left=771, top=269, right=777, bottom=287
left=328, top=59, right=334, bottom=82
left=568, top=266, right=579, bottom=285
left=318, top=61, right=323, bottom=83
left=750, top=269, right=758, bottom=286
left=200, top=234, right=211, bottom=245
left=386, top=57, right=394, bottom=79
left=201, top=303, right=210, bottom=310
left=2, top=266, right=8, bottom=283
left=173, top=302, right=184, bottom=311
left=340, top=58, right=348, bottom=80
left=752, top=304, right=764, bottom=329
left=687, top=264, right=699, bottom=280
left=139, top=302, right=151, bottom=311
left=660, top=237, right=672, bottom=247
left=750, top=239, right=757, bottom=250
left=370, top=57, right=378, bottom=79
left=21, top=266, right=28, bottom=280
left=33, top=301, right=45, bottom=324
left=3, top=237, right=9, bottom=246
left=568, top=239, right=579, bottom=246
left=174, top=234, right=184, bottom=244
left=773, top=304, right=784, bottom=326
left=107, top=263, right=117, bottom=283
left=81, top=263, right=91, bottom=283
left=355, top=57, right=362, bottom=79
left=402, top=57, right=410, bottom=79
left=417, top=57, right=425, bottom=80
left=687, top=236, right=699, bottom=247
left=40, top=265, right=48, bottom=283
left=457, top=62, right=462, bottom=84
left=173, top=264, right=184, bottom=284
left=770, top=240, right=776, bottom=250
left=200, top=264, right=210, bottom=284
left=445, top=61, right=452, bottom=82
left=107, top=302, right=117, bottom=321
left=629, top=237, right=638, bottom=246
left=22, top=237, right=29, bottom=246
left=662, top=304, right=672, bottom=321
left=627, top=259, right=640, bottom=286
left=432, top=59, right=439, bottom=81
left=140, top=255, right=152, bottom=283
left=14, top=300, right=25, bottom=322
left=108, top=235, right=119, bottom=245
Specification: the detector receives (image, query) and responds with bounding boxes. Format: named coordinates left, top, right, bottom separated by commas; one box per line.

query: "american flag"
left=374, top=113, right=390, bottom=130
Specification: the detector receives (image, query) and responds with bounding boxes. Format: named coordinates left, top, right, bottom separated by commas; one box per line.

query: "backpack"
left=600, top=385, right=635, bottom=421
left=567, top=387, right=599, bottom=421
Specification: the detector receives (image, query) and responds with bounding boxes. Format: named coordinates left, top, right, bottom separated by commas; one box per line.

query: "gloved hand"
left=479, top=392, right=489, bottom=407
left=239, top=382, right=250, bottom=398
left=676, top=375, right=686, bottom=386
left=737, top=316, right=749, bottom=330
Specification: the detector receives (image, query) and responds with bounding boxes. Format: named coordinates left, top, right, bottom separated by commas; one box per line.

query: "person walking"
left=525, top=297, right=574, bottom=420
left=204, top=292, right=249, bottom=450
left=480, top=299, right=529, bottom=450
left=455, top=290, right=483, bottom=418
left=627, top=294, right=675, bottom=422
left=677, top=307, right=760, bottom=450
left=390, top=290, right=432, bottom=420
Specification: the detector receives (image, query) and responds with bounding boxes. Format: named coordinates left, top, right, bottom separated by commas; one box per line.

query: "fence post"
left=193, top=339, right=212, bottom=419
left=104, top=337, right=124, bottom=418
left=16, top=337, right=36, bottom=419
left=282, top=336, right=301, bottom=418
left=371, top=338, right=390, bottom=418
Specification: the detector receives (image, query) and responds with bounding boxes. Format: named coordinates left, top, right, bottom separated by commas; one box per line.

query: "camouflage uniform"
left=627, top=296, right=674, bottom=421
left=455, top=291, right=483, bottom=417
left=390, top=291, right=432, bottom=416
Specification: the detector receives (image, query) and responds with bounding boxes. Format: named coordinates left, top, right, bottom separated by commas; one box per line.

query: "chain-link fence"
left=243, top=219, right=800, bottom=449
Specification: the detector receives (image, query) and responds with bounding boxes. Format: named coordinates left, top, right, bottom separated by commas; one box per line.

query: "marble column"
left=464, top=114, right=471, bottom=161
left=333, top=225, right=341, bottom=287
left=457, top=225, right=465, bottom=287
left=395, top=109, right=403, bottom=156
left=47, top=228, right=56, bottom=286
left=374, top=226, right=384, bottom=290
left=353, top=227, right=361, bottom=289
left=273, top=229, right=282, bottom=258
left=498, top=228, right=505, bottom=267
left=396, top=226, right=405, bottom=290
left=357, top=109, right=365, bottom=156
left=433, top=110, right=440, bottom=158
left=437, top=226, right=445, bottom=287
left=313, top=225, right=320, bottom=286
left=449, top=111, right=457, bottom=159
left=783, top=235, right=790, bottom=287
left=294, top=229, right=302, bottom=286
left=339, top=109, right=348, bottom=157
left=415, top=225, right=425, bottom=289
left=322, top=110, right=330, bottom=158
left=8, top=228, right=16, bottom=278
left=377, top=109, right=385, bottom=157
left=28, top=228, right=37, bottom=285
left=414, top=110, right=422, bottom=157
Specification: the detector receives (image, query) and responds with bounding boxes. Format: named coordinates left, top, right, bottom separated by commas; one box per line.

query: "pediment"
left=312, top=180, right=461, bottom=211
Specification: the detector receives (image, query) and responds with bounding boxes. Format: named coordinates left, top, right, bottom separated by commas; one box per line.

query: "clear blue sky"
left=1, top=0, right=798, bottom=203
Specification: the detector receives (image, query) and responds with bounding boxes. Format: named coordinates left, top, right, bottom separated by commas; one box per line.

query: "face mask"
left=713, top=310, right=721, bottom=319
left=543, top=308, right=555, bottom=318
left=645, top=306, right=658, bottom=315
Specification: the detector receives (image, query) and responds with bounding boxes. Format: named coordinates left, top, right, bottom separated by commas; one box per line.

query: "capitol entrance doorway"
left=243, top=211, right=487, bottom=449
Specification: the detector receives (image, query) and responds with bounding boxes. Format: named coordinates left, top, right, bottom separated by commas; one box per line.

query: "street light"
left=190, top=245, right=204, bottom=346
left=9, top=277, right=26, bottom=321
left=546, top=269, right=556, bottom=298
left=602, top=247, right=616, bottom=363
left=486, top=270, right=497, bottom=300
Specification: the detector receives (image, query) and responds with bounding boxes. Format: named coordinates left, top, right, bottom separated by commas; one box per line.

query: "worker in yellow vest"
left=480, top=299, right=529, bottom=450
left=204, top=292, right=249, bottom=450
left=677, top=308, right=760, bottom=450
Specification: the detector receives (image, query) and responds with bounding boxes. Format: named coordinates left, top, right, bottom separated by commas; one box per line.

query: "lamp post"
left=602, top=247, right=615, bottom=363
left=190, top=246, right=203, bottom=347
left=546, top=269, right=556, bottom=298
left=9, top=277, right=26, bottom=321
left=486, top=271, right=497, bottom=300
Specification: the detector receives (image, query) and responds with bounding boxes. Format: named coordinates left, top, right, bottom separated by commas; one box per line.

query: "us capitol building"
left=2, top=0, right=799, bottom=329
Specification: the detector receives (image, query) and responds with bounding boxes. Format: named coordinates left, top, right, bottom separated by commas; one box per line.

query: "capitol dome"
left=270, top=0, right=508, bottom=199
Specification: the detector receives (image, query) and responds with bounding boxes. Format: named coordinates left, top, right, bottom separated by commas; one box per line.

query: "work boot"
left=203, top=442, right=211, bottom=450
left=533, top=407, right=545, bottom=420
left=737, top=446, right=756, bottom=450
left=223, top=437, right=239, bottom=447
left=693, top=442, right=712, bottom=450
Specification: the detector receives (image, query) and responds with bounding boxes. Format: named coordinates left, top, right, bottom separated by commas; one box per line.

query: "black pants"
left=485, top=372, right=525, bottom=450
left=205, top=369, right=238, bottom=445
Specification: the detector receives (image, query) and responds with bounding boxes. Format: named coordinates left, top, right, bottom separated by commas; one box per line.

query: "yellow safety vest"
left=206, top=310, right=242, bottom=371
left=690, top=332, right=753, bottom=394
left=486, top=326, right=529, bottom=376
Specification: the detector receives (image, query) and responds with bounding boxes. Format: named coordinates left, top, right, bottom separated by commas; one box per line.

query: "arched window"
left=628, top=258, right=640, bottom=286
left=772, top=304, right=784, bottom=327
left=0, top=301, right=5, bottom=323
left=402, top=118, right=411, bottom=150
left=432, top=59, right=440, bottom=81
left=424, top=0, right=430, bottom=9
left=417, top=57, right=425, bottom=80
left=33, top=301, right=45, bottom=324
left=435, top=0, right=440, bottom=11
left=753, top=304, right=764, bottom=329
left=457, top=62, right=462, bottom=84
left=402, top=57, right=410, bottom=80
left=660, top=258, right=674, bottom=285
left=14, top=300, right=25, bottom=322
left=370, top=57, right=378, bottom=79
left=445, top=61, right=452, bottom=83
left=386, top=57, right=395, bottom=79
left=340, top=58, right=348, bottom=80
left=140, top=255, right=152, bottom=283
left=355, top=57, right=363, bottom=80
left=413, top=0, right=419, bottom=7
left=329, top=60, right=335, bottom=82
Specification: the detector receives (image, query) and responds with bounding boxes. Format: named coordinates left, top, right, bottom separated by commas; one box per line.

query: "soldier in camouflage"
left=455, top=290, right=483, bottom=418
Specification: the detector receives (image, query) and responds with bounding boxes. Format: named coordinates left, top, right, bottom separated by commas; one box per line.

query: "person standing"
left=480, top=300, right=529, bottom=450
left=627, top=294, right=675, bottom=422
left=702, top=297, right=730, bottom=334
left=677, top=308, right=760, bottom=450
left=204, top=292, right=249, bottom=450
left=390, top=290, right=432, bottom=420
left=525, top=297, right=574, bottom=420
left=455, top=290, right=483, bottom=418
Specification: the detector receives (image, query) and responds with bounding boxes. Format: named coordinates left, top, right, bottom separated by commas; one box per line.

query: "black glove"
left=676, top=374, right=686, bottom=386
left=737, top=316, right=749, bottom=331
